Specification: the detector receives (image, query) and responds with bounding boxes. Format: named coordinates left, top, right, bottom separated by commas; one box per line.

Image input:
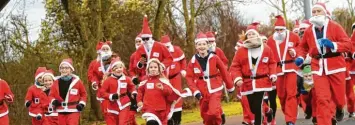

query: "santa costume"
left=87, top=41, right=113, bottom=121
left=296, top=2, right=352, bottom=125
left=0, top=78, right=14, bottom=125
left=49, top=58, right=87, bottom=125
left=346, top=26, right=355, bottom=118
left=25, top=67, right=51, bottom=125
left=129, top=33, right=146, bottom=85
left=137, top=58, right=186, bottom=125
left=185, top=32, right=234, bottom=125
left=205, top=31, right=229, bottom=66
left=229, top=23, right=277, bottom=125
left=160, top=35, right=187, bottom=125
left=99, top=58, right=137, bottom=125
left=266, top=15, right=300, bottom=124
left=41, top=70, right=59, bottom=125
left=133, top=15, right=173, bottom=74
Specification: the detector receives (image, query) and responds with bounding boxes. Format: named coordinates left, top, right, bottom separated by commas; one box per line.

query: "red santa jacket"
left=25, top=85, right=49, bottom=117
left=297, top=19, right=352, bottom=76
left=229, top=44, right=277, bottom=95
left=349, top=32, right=355, bottom=74
left=267, top=30, right=300, bottom=76
left=129, top=51, right=146, bottom=81
left=88, top=59, right=105, bottom=87
left=167, top=46, right=187, bottom=80
left=49, top=75, right=87, bottom=113
left=0, top=79, right=14, bottom=118
left=215, top=47, right=229, bottom=66
left=134, top=42, right=173, bottom=70
left=186, top=53, right=234, bottom=96
left=99, top=75, right=136, bottom=114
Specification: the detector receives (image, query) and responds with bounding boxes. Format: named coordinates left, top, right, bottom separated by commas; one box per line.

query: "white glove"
left=270, top=75, right=277, bottom=83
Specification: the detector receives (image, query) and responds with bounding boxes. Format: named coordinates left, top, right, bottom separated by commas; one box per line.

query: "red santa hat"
left=135, top=33, right=142, bottom=41
left=300, top=20, right=311, bottom=29
left=274, top=15, right=286, bottom=30
left=205, top=31, right=216, bottom=41
left=42, top=69, right=55, bottom=80
left=312, top=2, right=331, bottom=17
left=194, top=32, right=208, bottom=44
left=293, top=20, right=300, bottom=32
left=35, top=67, right=47, bottom=80
left=59, top=58, right=75, bottom=71
left=245, top=22, right=260, bottom=36
left=96, top=41, right=112, bottom=52
left=140, top=15, right=152, bottom=38
left=109, top=58, right=124, bottom=71
left=160, top=35, right=171, bottom=46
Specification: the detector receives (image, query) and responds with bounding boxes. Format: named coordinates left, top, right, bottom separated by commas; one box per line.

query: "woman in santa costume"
left=266, top=15, right=300, bottom=125
left=160, top=35, right=187, bottom=125
left=295, top=2, right=352, bottom=125
left=87, top=41, right=113, bottom=121
left=99, top=58, right=137, bottom=125
left=185, top=32, right=234, bottom=125
left=229, top=23, right=277, bottom=125
left=49, top=58, right=87, bottom=125
left=41, top=69, right=59, bottom=125
left=137, top=58, right=186, bottom=125
left=25, top=67, right=50, bottom=125
left=0, top=78, right=14, bottom=125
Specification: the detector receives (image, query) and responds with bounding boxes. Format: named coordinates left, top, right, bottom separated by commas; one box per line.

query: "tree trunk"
left=153, top=0, right=167, bottom=40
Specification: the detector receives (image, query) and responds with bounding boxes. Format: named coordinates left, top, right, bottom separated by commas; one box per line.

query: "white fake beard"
left=273, top=31, right=286, bottom=44
left=243, top=37, right=262, bottom=49
left=310, top=15, right=327, bottom=28
left=100, top=51, right=112, bottom=61
left=209, top=42, right=216, bottom=52
left=144, top=39, right=154, bottom=50
left=135, top=45, right=140, bottom=49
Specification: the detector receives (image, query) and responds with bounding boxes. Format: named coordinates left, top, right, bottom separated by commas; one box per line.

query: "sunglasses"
left=275, top=29, right=285, bottom=32
left=142, top=37, right=149, bottom=41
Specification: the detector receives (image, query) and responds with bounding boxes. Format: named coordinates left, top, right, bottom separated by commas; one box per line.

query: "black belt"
left=60, top=101, right=79, bottom=107
left=243, top=74, right=268, bottom=79
left=277, top=60, right=294, bottom=67
left=169, top=72, right=180, bottom=79
left=313, top=52, right=340, bottom=59
left=198, top=74, right=218, bottom=80
left=120, top=93, right=127, bottom=98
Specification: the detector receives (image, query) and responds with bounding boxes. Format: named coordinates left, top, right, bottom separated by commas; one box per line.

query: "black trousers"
left=247, top=92, right=265, bottom=125
left=268, top=89, right=277, bottom=118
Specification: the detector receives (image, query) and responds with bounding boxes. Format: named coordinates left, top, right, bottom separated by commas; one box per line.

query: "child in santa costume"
left=185, top=32, right=234, bottom=125
left=0, top=78, right=14, bottom=125
left=49, top=58, right=87, bottom=125
left=25, top=67, right=50, bottom=125
left=129, top=33, right=146, bottom=85
left=133, top=15, right=173, bottom=76
left=41, top=69, right=59, bottom=125
left=346, top=23, right=355, bottom=118
left=266, top=15, right=300, bottom=125
left=229, top=23, right=277, bottom=125
left=87, top=41, right=113, bottom=121
left=160, top=35, right=187, bottom=125
left=137, top=58, right=185, bottom=125
left=99, top=58, right=137, bottom=125
left=295, top=2, right=352, bottom=125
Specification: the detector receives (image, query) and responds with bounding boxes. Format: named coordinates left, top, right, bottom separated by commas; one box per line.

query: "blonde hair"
left=146, top=58, right=166, bottom=78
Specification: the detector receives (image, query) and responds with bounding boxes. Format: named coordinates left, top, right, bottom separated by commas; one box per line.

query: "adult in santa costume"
left=0, top=78, right=14, bottom=125
left=129, top=33, right=146, bottom=85
left=292, top=20, right=300, bottom=34
left=185, top=32, right=234, bottom=125
left=25, top=67, right=52, bottom=125
left=99, top=58, right=137, bottom=125
left=205, top=31, right=229, bottom=66
left=159, top=35, right=187, bottom=125
left=346, top=23, right=355, bottom=118
left=87, top=41, right=113, bottom=121
left=41, top=69, right=59, bottom=125
left=133, top=15, right=173, bottom=76
left=49, top=58, right=87, bottom=125
left=266, top=15, right=300, bottom=125
left=137, top=58, right=186, bottom=125
left=229, top=23, right=277, bottom=125
left=295, top=2, right=352, bottom=125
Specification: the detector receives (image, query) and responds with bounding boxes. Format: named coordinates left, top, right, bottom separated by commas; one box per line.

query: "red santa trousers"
left=241, top=96, right=254, bottom=124
left=105, top=113, right=118, bottom=125
left=346, top=75, right=355, bottom=113
left=313, top=72, right=346, bottom=125
left=0, top=115, right=9, bottom=125
left=128, top=111, right=138, bottom=125
left=144, top=110, right=168, bottom=125
left=43, top=116, right=59, bottom=125
left=58, top=112, right=80, bottom=125
left=276, top=72, right=298, bottom=123
left=100, top=100, right=109, bottom=123
left=32, top=117, right=44, bottom=125
left=200, top=91, right=223, bottom=125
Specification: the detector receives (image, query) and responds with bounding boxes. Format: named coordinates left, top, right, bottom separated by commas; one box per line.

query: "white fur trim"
left=293, top=28, right=299, bottom=32
left=142, top=112, right=163, bottom=125
left=275, top=26, right=286, bottom=29
left=181, top=88, right=192, bottom=97
left=195, top=38, right=208, bottom=43
left=227, top=87, right=235, bottom=92
left=233, top=77, right=242, bottom=85
left=0, top=110, right=8, bottom=118
left=346, top=76, right=351, bottom=80
left=207, top=38, right=216, bottom=41
left=135, top=37, right=142, bottom=41
left=331, top=42, right=337, bottom=52
left=91, top=82, right=98, bottom=91
left=193, top=90, right=201, bottom=96
left=173, top=107, right=183, bottom=112
left=269, top=74, right=277, bottom=79
left=180, top=70, right=186, bottom=77
left=79, top=101, right=86, bottom=106
left=312, top=4, right=327, bottom=15
left=44, top=113, right=58, bottom=117
left=96, top=97, right=105, bottom=101
left=56, top=108, right=79, bottom=112
left=300, top=23, right=310, bottom=29
left=42, top=73, right=55, bottom=80
left=110, top=61, right=124, bottom=70
left=59, top=62, right=75, bottom=71
left=107, top=109, right=119, bottom=115
left=173, top=54, right=185, bottom=62
left=28, top=112, right=42, bottom=117
left=141, top=34, right=152, bottom=38
left=35, top=72, right=45, bottom=80
left=352, top=52, right=355, bottom=60
left=245, top=29, right=259, bottom=36
left=289, top=48, right=296, bottom=58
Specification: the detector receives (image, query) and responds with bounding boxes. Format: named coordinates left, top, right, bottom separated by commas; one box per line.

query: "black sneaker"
left=312, top=117, right=317, bottom=125
left=332, top=118, right=337, bottom=125
left=221, top=113, right=226, bottom=124
left=266, top=108, right=273, bottom=123
left=286, top=122, right=295, bottom=125
left=349, top=112, right=355, bottom=118
left=305, top=106, right=312, bottom=119
left=335, top=108, right=344, bottom=121
left=241, top=121, right=249, bottom=125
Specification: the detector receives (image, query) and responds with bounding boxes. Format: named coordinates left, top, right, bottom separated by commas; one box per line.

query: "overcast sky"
left=0, top=0, right=352, bottom=42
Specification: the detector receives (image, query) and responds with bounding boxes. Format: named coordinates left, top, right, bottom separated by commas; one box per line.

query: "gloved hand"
left=25, top=101, right=31, bottom=108
left=132, top=77, right=140, bottom=85
left=295, top=57, right=304, bottom=67
left=36, top=115, right=42, bottom=120
left=76, top=104, right=85, bottom=111
left=91, top=82, right=98, bottom=91
left=52, top=100, right=60, bottom=107
left=321, top=38, right=334, bottom=49
left=195, top=93, right=202, bottom=100
left=112, top=93, right=119, bottom=100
